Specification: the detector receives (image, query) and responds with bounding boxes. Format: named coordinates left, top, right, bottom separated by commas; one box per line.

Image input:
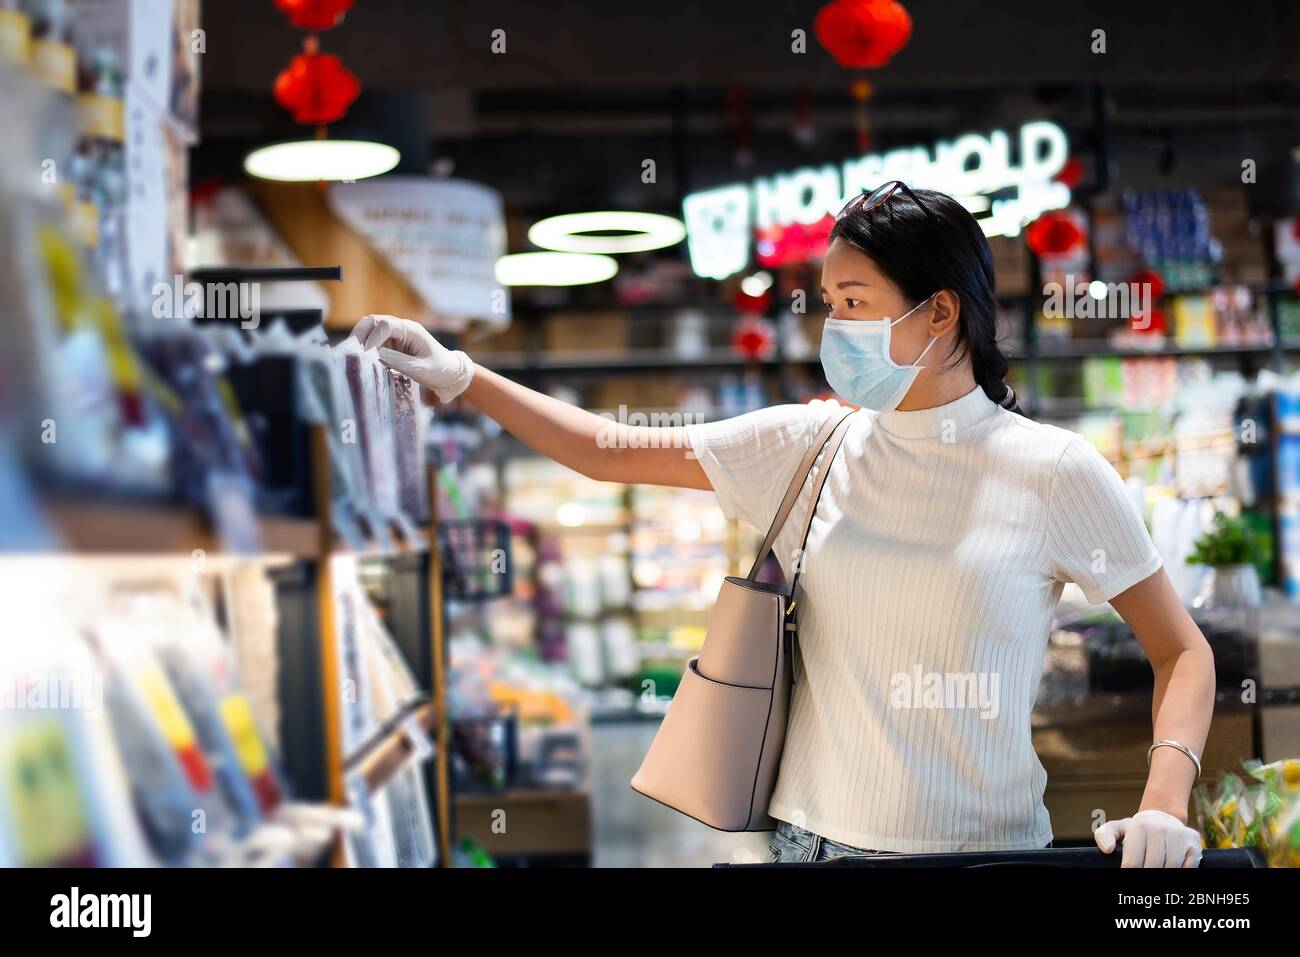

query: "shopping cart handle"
left=717, top=847, right=1268, bottom=868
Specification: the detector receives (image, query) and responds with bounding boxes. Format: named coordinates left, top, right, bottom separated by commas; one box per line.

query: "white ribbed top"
left=685, top=386, right=1162, bottom=852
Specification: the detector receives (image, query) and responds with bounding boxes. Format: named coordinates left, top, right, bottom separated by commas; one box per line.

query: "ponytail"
left=969, top=333, right=1023, bottom=414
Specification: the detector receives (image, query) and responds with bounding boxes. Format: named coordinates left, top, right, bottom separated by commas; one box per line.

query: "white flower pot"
left=1211, top=564, right=1262, bottom=608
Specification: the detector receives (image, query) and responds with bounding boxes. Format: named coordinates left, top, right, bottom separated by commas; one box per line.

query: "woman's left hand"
left=1094, top=809, right=1203, bottom=868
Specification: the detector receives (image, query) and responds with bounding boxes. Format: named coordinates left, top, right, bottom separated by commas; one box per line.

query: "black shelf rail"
left=188, top=266, right=344, bottom=284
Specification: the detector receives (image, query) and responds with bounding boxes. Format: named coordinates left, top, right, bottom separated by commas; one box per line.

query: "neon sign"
left=682, top=120, right=1072, bottom=280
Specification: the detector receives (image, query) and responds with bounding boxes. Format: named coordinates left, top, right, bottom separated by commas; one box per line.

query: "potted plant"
left=1186, top=512, right=1263, bottom=607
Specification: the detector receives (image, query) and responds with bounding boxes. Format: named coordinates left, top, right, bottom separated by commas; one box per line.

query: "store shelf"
left=510, top=299, right=737, bottom=315
left=37, top=497, right=429, bottom=559
left=40, top=498, right=317, bottom=557
left=482, top=348, right=781, bottom=375
left=454, top=786, right=592, bottom=861
left=1025, top=344, right=1280, bottom=361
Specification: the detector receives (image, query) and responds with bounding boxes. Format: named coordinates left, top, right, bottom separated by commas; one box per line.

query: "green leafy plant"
left=1186, top=512, right=1261, bottom=567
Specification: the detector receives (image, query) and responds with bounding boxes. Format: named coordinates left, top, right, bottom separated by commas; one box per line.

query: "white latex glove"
left=1094, top=809, right=1203, bottom=868
left=348, top=314, right=474, bottom=403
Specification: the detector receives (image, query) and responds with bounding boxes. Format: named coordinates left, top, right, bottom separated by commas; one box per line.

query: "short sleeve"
left=685, top=399, right=845, bottom=534
left=1046, top=435, right=1163, bottom=604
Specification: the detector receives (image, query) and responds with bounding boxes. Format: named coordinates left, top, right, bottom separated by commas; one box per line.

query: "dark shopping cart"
left=714, top=847, right=1268, bottom=868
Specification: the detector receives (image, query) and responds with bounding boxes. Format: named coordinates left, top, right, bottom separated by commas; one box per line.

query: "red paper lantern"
left=755, top=216, right=835, bottom=268
left=189, top=174, right=224, bottom=206
left=1130, top=307, right=1166, bottom=337
left=1129, top=267, right=1166, bottom=301
left=274, top=52, right=360, bottom=125
left=1055, top=156, right=1083, bottom=189
left=274, top=0, right=354, bottom=30
left=732, top=316, right=776, bottom=360
left=1025, top=211, right=1085, bottom=258
left=814, top=0, right=913, bottom=69
left=733, top=285, right=773, bottom=314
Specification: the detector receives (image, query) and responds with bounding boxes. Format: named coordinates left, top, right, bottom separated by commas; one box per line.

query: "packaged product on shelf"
left=336, top=337, right=401, bottom=537
left=131, top=586, right=286, bottom=827
left=373, top=756, right=436, bottom=867
left=167, top=0, right=200, bottom=138
left=328, top=554, right=438, bottom=868
left=69, top=0, right=173, bottom=115
left=1173, top=296, right=1215, bottom=349
left=1, top=169, right=170, bottom=491
left=1195, top=771, right=1248, bottom=849
left=372, top=359, right=402, bottom=520
left=220, top=562, right=282, bottom=754
left=0, top=1, right=31, bottom=66
left=563, top=556, right=602, bottom=619
left=138, top=329, right=263, bottom=538
left=0, top=589, right=152, bottom=867
left=1268, top=798, right=1300, bottom=868
left=91, top=595, right=242, bottom=864
left=600, top=615, right=640, bottom=681
left=359, top=601, right=436, bottom=867
left=390, top=367, right=429, bottom=523
left=565, top=620, right=604, bottom=687
left=28, top=0, right=77, bottom=94
left=330, top=559, right=396, bottom=868
left=73, top=47, right=129, bottom=302
left=1194, top=758, right=1300, bottom=866
left=290, top=335, right=369, bottom=544
left=330, top=555, right=381, bottom=756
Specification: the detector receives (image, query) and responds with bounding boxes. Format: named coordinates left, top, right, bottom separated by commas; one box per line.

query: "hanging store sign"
left=329, top=176, right=511, bottom=331
left=682, top=120, right=1072, bottom=280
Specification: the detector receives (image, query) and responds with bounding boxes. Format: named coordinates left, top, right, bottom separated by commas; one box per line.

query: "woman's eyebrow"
left=818, top=280, right=872, bottom=294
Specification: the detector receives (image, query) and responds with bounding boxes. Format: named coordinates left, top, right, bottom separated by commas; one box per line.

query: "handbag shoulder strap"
left=745, top=405, right=855, bottom=581
left=787, top=410, right=854, bottom=599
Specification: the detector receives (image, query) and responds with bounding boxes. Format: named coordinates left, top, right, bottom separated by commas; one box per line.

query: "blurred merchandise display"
left=0, top=559, right=363, bottom=866
left=1195, top=759, right=1300, bottom=866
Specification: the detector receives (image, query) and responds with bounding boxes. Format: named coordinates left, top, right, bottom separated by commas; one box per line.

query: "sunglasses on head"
left=836, top=180, right=940, bottom=226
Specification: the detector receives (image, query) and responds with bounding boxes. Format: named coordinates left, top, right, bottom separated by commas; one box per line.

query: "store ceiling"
left=202, top=0, right=1300, bottom=95
left=197, top=0, right=1300, bottom=211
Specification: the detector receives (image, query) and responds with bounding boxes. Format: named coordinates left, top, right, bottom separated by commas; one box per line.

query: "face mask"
left=819, top=294, right=938, bottom=412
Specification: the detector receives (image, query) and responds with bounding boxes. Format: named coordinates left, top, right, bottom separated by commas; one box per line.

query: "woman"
left=349, top=183, right=1215, bottom=868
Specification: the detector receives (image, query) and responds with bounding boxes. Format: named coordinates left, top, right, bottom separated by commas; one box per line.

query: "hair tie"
left=1000, top=384, right=1016, bottom=408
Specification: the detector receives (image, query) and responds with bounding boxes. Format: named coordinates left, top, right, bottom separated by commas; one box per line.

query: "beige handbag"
left=631, top=405, right=856, bottom=830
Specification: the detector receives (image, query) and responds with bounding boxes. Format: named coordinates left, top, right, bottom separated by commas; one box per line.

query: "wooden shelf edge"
left=34, top=498, right=429, bottom=560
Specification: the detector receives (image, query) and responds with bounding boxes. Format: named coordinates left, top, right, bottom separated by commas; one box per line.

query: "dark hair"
left=828, top=186, right=1021, bottom=413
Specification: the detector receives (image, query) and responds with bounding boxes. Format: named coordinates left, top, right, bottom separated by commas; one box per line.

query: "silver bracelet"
left=1147, top=739, right=1202, bottom=781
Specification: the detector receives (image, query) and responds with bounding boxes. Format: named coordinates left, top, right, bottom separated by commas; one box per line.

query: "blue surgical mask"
left=819, top=294, right=938, bottom=412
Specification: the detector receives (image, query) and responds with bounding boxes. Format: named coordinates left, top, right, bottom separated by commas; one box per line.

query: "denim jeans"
left=766, top=820, right=897, bottom=863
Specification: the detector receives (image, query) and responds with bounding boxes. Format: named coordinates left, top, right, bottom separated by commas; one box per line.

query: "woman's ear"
left=929, top=290, right=961, bottom=337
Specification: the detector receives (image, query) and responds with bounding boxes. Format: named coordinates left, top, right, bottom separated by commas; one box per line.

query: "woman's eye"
left=843, top=298, right=861, bottom=310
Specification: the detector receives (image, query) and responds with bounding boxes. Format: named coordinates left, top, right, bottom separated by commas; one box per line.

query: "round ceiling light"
left=244, top=140, right=400, bottom=182
left=527, top=211, right=686, bottom=255
left=495, top=252, right=619, bottom=287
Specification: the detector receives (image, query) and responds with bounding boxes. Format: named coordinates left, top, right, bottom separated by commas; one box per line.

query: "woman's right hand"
left=348, top=314, right=474, bottom=403
left=347, top=314, right=711, bottom=493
